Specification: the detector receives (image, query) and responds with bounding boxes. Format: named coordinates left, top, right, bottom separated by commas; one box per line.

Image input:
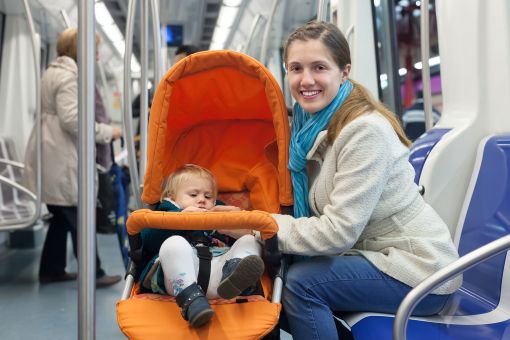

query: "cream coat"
left=274, top=113, right=462, bottom=294
left=24, top=56, right=113, bottom=206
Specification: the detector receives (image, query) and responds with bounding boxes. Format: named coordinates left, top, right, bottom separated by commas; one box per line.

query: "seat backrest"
left=450, top=134, right=510, bottom=314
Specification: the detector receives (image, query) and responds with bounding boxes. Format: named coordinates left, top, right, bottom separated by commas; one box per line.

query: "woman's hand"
left=112, top=127, right=123, bottom=140
left=217, top=229, right=254, bottom=239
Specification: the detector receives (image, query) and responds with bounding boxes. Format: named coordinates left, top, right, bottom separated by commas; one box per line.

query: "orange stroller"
left=116, top=50, right=293, bottom=339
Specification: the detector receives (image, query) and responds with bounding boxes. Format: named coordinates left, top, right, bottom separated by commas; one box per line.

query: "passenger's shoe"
left=217, top=255, right=264, bottom=300
left=39, top=272, right=78, bottom=284
left=96, top=274, right=122, bottom=288
left=176, top=283, right=214, bottom=328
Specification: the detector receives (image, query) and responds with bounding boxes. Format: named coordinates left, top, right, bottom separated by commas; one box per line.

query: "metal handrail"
left=60, top=9, right=72, bottom=28
left=0, top=158, right=24, bottom=169
left=317, top=0, right=328, bottom=21
left=150, top=0, right=163, bottom=84
left=123, top=0, right=142, bottom=209
left=0, top=174, right=37, bottom=230
left=244, top=14, right=263, bottom=53
left=0, top=175, right=36, bottom=202
left=420, top=0, right=433, bottom=131
left=393, top=234, right=510, bottom=339
left=21, top=0, right=41, bottom=227
left=139, top=0, right=149, bottom=187
left=260, top=0, right=280, bottom=66
left=77, top=1, right=97, bottom=338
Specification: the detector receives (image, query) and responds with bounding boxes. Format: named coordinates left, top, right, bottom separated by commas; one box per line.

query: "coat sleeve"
left=55, top=70, right=79, bottom=137
left=274, top=117, right=395, bottom=255
left=55, top=69, right=113, bottom=143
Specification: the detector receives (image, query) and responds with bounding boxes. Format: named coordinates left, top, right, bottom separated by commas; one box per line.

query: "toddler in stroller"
left=140, top=164, right=265, bottom=328
left=117, top=50, right=293, bottom=339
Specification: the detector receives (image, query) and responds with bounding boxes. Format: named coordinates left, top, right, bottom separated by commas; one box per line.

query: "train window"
left=373, top=0, right=441, bottom=123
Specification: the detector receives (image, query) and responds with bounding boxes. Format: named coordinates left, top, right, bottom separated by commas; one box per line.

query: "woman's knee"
left=284, top=262, right=310, bottom=297
left=159, top=235, right=192, bottom=258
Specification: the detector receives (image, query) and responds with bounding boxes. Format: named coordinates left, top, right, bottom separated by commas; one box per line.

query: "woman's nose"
left=300, top=68, right=314, bottom=86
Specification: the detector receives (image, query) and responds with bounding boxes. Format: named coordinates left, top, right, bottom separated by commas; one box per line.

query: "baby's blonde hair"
left=161, top=164, right=217, bottom=202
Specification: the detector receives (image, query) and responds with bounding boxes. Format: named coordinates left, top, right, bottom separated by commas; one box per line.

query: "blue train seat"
left=345, top=134, right=510, bottom=339
left=409, top=128, right=451, bottom=185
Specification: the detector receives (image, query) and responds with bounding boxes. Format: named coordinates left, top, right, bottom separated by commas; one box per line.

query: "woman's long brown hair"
left=328, top=80, right=411, bottom=147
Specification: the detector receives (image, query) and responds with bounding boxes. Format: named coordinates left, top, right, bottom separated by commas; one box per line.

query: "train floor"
left=0, top=226, right=293, bottom=339
left=0, top=228, right=127, bottom=340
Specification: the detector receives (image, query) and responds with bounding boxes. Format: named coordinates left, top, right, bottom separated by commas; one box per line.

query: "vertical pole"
left=123, top=0, right=142, bottom=208
left=22, top=0, right=41, bottom=225
left=139, top=0, right=149, bottom=185
left=78, top=0, right=96, bottom=339
left=150, top=0, right=163, bottom=83
left=420, top=0, right=433, bottom=131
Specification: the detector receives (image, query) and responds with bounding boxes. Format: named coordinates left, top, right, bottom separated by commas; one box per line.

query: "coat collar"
left=49, top=56, right=78, bottom=74
left=306, top=130, right=328, bottom=160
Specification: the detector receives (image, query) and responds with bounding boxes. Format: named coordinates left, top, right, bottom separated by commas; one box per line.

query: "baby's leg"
left=227, top=234, right=262, bottom=259
left=159, top=235, right=213, bottom=328
left=211, top=235, right=264, bottom=299
left=159, top=235, right=199, bottom=296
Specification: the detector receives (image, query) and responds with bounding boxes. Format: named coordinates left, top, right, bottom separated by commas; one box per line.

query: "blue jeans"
left=282, top=255, right=450, bottom=340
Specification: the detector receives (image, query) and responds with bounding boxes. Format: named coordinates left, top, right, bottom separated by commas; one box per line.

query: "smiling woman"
left=273, top=20, right=460, bottom=340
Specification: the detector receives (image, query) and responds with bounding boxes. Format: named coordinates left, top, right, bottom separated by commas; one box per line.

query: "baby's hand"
left=210, top=205, right=241, bottom=212
left=182, top=206, right=208, bottom=212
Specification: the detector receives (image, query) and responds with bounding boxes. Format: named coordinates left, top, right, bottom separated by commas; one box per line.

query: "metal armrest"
left=394, top=234, right=510, bottom=339
left=0, top=158, right=25, bottom=169
left=0, top=174, right=36, bottom=201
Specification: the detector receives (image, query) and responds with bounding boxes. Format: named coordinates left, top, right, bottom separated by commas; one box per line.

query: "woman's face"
left=286, top=39, right=348, bottom=114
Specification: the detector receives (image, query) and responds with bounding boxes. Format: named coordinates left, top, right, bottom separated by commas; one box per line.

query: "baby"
left=140, top=164, right=264, bottom=328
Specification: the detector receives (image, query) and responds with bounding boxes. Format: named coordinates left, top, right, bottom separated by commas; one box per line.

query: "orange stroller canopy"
left=142, top=50, right=293, bottom=211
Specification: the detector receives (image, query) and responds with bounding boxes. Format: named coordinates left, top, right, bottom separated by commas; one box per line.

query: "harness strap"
left=195, top=245, right=212, bottom=292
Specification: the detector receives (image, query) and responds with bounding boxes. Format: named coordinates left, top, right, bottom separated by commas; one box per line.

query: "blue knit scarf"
left=289, top=80, right=353, bottom=217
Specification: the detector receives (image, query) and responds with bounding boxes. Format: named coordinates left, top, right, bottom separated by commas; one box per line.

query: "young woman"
left=271, top=21, right=461, bottom=339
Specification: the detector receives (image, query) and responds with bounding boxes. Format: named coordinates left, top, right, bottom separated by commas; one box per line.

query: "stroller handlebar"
left=126, top=209, right=279, bottom=241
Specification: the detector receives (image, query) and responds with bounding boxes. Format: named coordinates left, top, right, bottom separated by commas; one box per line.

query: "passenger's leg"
left=57, top=206, right=108, bottom=278
left=39, top=205, right=70, bottom=278
left=283, top=255, right=450, bottom=340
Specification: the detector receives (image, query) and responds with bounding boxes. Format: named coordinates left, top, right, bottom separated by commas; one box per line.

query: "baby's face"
left=173, top=177, right=215, bottom=210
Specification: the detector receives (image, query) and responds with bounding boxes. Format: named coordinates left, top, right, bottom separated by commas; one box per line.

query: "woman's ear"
left=342, top=64, right=352, bottom=81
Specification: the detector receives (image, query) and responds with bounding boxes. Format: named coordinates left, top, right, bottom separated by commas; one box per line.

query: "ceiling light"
left=223, top=0, right=242, bottom=6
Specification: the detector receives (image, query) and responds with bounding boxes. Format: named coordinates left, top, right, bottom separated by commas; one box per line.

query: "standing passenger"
left=24, top=28, right=122, bottom=287
left=174, top=45, right=201, bottom=63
